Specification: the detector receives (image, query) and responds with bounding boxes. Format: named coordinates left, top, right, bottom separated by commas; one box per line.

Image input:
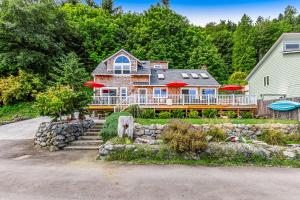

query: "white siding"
left=248, top=35, right=300, bottom=99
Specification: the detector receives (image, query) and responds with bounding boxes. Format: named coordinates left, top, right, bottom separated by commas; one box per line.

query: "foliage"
left=101, top=0, right=121, bottom=15
left=0, top=70, right=43, bottom=105
left=260, top=129, right=287, bottom=146
left=109, top=136, right=133, bottom=145
left=0, top=102, right=39, bottom=123
left=202, top=109, right=218, bottom=118
left=206, top=128, right=227, bottom=142
left=100, top=112, right=132, bottom=142
left=127, top=104, right=142, bottom=118
left=285, top=133, right=300, bottom=144
left=34, top=86, right=77, bottom=119
left=162, top=120, right=208, bottom=153
left=188, top=110, right=199, bottom=118
left=240, top=111, right=253, bottom=119
left=228, top=71, right=248, bottom=86
left=223, top=111, right=237, bottom=118
left=141, top=109, right=156, bottom=119
left=172, top=109, right=185, bottom=118
left=158, top=111, right=172, bottom=119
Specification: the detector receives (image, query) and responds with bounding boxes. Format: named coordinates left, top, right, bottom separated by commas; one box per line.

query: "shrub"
left=285, top=133, right=300, bottom=143
left=206, top=128, right=226, bottom=142
left=109, top=137, right=133, bottom=145
left=141, top=109, right=156, bottom=119
left=223, top=111, right=237, bottom=118
left=0, top=70, right=43, bottom=105
left=202, top=109, right=218, bottom=118
left=158, top=111, right=172, bottom=119
left=188, top=110, right=199, bottom=118
left=100, top=112, right=132, bottom=142
left=260, top=129, right=287, bottom=146
left=127, top=104, right=142, bottom=118
left=162, top=120, right=208, bottom=153
left=172, top=109, right=185, bottom=118
left=241, top=111, right=253, bottom=119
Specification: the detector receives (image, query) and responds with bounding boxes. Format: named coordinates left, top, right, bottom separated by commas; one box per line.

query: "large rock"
left=118, top=116, right=134, bottom=139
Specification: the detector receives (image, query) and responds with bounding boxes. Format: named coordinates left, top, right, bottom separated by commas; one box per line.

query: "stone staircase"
left=64, top=122, right=104, bottom=150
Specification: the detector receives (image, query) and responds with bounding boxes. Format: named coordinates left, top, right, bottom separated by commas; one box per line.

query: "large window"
left=114, top=56, right=131, bottom=74
left=201, top=89, right=216, bottom=96
left=153, top=88, right=167, bottom=98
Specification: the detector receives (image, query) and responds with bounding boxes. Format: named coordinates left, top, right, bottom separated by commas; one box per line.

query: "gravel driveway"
left=0, top=117, right=51, bottom=140
left=0, top=140, right=300, bottom=200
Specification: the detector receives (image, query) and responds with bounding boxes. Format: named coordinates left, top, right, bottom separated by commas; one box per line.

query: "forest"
left=0, top=0, right=300, bottom=116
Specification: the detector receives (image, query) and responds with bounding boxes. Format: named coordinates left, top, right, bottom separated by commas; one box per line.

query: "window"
left=200, top=73, right=209, bottom=79
left=190, top=73, right=199, bottom=79
left=264, top=76, right=270, bottom=86
left=153, top=88, right=167, bottom=98
left=284, top=42, right=300, bottom=51
left=120, top=87, right=127, bottom=97
left=154, top=65, right=162, bottom=69
left=158, top=74, right=165, bottom=80
left=114, top=56, right=131, bottom=74
left=201, top=89, right=216, bottom=95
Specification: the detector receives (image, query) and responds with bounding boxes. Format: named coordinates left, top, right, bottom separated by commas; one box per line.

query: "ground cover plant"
left=0, top=102, right=39, bottom=123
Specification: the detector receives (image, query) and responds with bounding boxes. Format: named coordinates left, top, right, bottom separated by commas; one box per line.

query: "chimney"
left=201, top=64, right=208, bottom=70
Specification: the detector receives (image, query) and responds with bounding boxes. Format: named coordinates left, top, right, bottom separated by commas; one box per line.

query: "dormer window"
left=114, top=56, right=131, bottom=74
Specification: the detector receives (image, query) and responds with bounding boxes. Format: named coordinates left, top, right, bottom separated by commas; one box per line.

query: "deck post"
left=232, top=94, right=235, bottom=105
left=208, top=94, right=210, bottom=105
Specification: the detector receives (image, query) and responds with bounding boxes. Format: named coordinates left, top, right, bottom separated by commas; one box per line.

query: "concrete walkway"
left=0, top=117, right=51, bottom=140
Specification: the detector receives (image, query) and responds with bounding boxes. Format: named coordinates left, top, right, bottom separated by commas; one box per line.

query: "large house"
left=89, top=49, right=256, bottom=114
left=246, top=33, right=300, bottom=100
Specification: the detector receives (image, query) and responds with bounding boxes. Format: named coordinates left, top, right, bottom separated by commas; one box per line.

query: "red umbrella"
left=84, top=81, right=105, bottom=88
left=219, top=85, right=244, bottom=91
left=166, top=82, right=188, bottom=87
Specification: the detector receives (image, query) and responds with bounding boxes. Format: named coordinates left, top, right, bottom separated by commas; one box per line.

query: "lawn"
left=135, top=118, right=299, bottom=125
left=0, top=102, right=40, bottom=123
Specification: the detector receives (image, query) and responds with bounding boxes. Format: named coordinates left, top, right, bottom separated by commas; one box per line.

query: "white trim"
left=283, top=41, right=300, bottom=51
left=200, top=88, right=217, bottom=96
left=100, top=87, right=118, bottom=96
left=102, top=49, right=141, bottom=63
left=154, top=64, right=163, bottom=69
left=113, top=55, right=131, bottom=75
left=120, top=87, right=128, bottom=96
left=180, top=88, right=198, bottom=96
left=153, top=87, right=168, bottom=98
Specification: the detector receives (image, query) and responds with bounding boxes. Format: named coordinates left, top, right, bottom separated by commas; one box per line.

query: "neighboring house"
left=246, top=33, right=300, bottom=100
left=90, top=49, right=256, bottom=113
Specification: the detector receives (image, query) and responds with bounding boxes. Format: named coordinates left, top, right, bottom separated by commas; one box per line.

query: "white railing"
left=91, top=94, right=257, bottom=107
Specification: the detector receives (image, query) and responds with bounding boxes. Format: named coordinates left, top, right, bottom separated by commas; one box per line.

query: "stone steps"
left=79, top=135, right=101, bottom=140
left=71, top=140, right=103, bottom=145
left=87, top=129, right=101, bottom=132
left=85, top=132, right=99, bottom=136
left=64, top=146, right=100, bottom=150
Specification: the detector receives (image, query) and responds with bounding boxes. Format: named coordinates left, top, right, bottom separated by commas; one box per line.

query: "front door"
left=138, top=89, right=147, bottom=104
left=181, top=89, right=197, bottom=104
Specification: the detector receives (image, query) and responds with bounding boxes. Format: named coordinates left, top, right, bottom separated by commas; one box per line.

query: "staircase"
left=64, top=122, right=104, bottom=150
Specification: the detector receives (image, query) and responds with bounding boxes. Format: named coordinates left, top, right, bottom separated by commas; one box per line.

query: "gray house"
left=246, top=33, right=300, bottom=100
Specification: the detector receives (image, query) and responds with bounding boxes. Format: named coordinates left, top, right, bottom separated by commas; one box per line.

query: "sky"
left=95, top=0, right=300, bottom=26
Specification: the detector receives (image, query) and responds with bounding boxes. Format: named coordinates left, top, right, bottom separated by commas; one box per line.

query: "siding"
left=248, top=36, right=300, bottom=99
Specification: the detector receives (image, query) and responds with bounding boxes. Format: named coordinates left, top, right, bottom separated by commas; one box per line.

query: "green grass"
left=0, top=102, right=40, bottom=123
left=135, top=118, right=299, bottom=125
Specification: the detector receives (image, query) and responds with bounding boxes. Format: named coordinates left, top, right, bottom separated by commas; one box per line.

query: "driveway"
left=0, top=117, right=51, bottom=140
left=0, top=140, right=300, bottom=200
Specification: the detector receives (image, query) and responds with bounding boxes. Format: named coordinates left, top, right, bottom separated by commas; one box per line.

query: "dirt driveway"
left=0, top=139, right=300, bottom=200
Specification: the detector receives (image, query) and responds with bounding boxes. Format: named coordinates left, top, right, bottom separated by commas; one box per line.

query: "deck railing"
left=91, top=94, right=257, bottom=106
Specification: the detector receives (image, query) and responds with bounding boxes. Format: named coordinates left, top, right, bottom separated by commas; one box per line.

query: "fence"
left=257, top=97, right=300, bottom=121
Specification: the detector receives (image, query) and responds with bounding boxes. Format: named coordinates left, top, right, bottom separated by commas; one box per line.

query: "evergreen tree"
left=86, top=0, right=97, bottom=8
left=161, top=0, right=170, bottom=8
left=101, top=0, right=121, bottom=14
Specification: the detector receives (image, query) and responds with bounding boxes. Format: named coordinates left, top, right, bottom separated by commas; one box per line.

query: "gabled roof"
left=102, top=49, right=141, bottom=63
left=246, top=33, right=300, bottom=81
left=150, top=69, right=220, bottom=86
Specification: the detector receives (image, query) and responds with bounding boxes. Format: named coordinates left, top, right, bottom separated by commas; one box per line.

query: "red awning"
left=84, top=81, right=105, bottom=88
left=166, top=82, right=188, bottom=87
left=219, top=85, right=244, bottom=91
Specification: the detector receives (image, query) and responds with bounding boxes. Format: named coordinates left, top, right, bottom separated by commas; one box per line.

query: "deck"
left=88, top=94, right=258, bottom=113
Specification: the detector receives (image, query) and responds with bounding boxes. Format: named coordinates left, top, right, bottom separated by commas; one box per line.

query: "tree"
left=232, top=14, right=256, bottom=72
left=34, top=86, right=77, bottom=120
left=51, top=52, right=90, bottom=91
left=86, top=0, right=97, bottom=8
left=227, top=71, right=248, bottom=86
left=161, top=0, right=170, bottom=8
left=101, top=0, right=122, bottom=15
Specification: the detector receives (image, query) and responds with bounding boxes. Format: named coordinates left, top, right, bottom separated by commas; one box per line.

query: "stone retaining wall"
left=34, top=120, right=94, bottom=151
left=134, top=123, right=299, bottom=141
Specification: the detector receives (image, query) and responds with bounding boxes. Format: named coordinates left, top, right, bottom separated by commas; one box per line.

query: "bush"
left=100, top=112, right=132, bottom=142
left=162, top=120, right=208, bottom=153
left=260, top=129, right=287, bottom=146
left=158, top=111, right=172, bottom=119
left=172, top=109, right=185, bottom=118
left=241, top=111, right=253, bottom=119
left=127, top=104, right=142, bottom=118
left=285, top=133, right=300, bottom=143
left=141, top=109, right=156, bottom=119
left=223, top=111, right=237, bottom=118
left=0, top=70, right=43, bottom=105
left=206, top=128, right=226, bottom=142
left=109, top=137, right=133, bottom=145
left=202, top=109, right=218, bottom=118
left=188, top=110, right=199, bottom=118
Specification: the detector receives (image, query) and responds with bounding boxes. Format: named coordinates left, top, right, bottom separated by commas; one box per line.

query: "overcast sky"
left=94, top=0, right=300, bottom=26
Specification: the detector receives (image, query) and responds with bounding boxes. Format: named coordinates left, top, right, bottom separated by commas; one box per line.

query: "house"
left=89, top=49, right=256, bottom=114
left=246, top=33, right=300, bottom=100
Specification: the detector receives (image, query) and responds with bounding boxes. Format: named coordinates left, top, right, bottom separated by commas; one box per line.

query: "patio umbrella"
left=219, top=85, right=244, bottom=91
left=83, top=81, right=105, bottom=88
left=166, top=82, right=188, bottom=87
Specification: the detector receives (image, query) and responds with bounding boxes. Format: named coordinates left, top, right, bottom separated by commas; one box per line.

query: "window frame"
left=154, top=64, right=163, bottom=69
left=264, top=76, right=270, bottom=87
left=113, top=55, right=131, bottom=75
left=153, top=88, right=168, bottom=98
left=284, top=42, right=300, bottom=52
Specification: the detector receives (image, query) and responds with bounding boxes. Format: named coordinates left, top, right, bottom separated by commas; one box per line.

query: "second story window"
left=114, top=56, right=131, bottom=74
left=284, top=42, right=300, bottom=51
left=264, top=76, right=270, bottom=86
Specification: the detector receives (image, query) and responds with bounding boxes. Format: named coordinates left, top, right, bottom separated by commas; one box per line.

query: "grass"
left=0, top=102, right=39, bottom=123
left=135, top=118, right=299, bottom=125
